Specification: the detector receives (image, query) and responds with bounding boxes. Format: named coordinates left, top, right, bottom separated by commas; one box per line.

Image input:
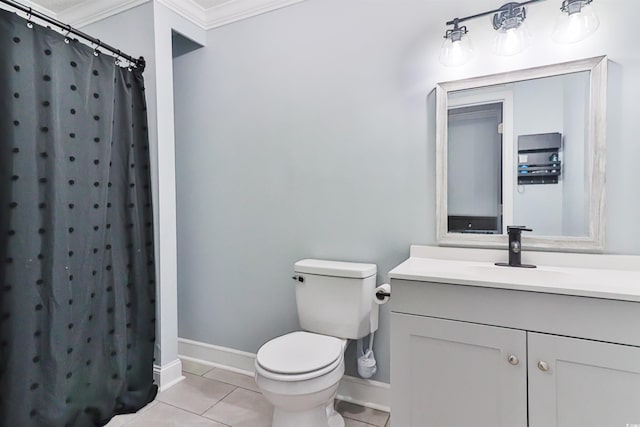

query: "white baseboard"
left=178, top=338, right=256, bottom=374
left=336, top=375, right=391, bottom=413
left=178, top=337, right=390, bottom=412
left=153, top=358, right=185, bottom=392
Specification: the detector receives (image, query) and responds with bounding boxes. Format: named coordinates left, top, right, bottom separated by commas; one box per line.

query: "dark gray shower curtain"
left=0, top=9, right=157, bottom=427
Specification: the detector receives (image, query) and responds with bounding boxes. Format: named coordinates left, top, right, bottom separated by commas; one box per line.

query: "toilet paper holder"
left=375, top=289, right=390, bottom=301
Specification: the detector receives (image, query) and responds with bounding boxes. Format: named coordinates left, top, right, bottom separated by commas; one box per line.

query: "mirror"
left=436, top=56, right=607, bottom=251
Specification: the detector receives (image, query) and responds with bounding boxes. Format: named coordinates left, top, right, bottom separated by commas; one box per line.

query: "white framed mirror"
left=436, top=56, right=607, bottom=252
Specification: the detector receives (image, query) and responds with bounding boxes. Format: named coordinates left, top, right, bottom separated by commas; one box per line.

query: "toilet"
left=254, top=259, right=379, bottom=427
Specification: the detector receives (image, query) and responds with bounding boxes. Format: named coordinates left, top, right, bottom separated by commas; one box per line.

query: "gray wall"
left=173, top=0, right=640, bottom=384
left=173, top=0, right=435, bottom=383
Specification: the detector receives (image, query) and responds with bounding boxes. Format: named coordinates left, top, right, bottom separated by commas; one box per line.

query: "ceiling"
left=19, top=0, right=305, bottom=29
left=26, top=0, right=231, bottom=14
left=26, top=0, right=87, bottom=13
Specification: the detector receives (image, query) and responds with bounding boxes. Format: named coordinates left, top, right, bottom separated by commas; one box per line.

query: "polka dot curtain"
left=0, top=9, right=157, bottom=426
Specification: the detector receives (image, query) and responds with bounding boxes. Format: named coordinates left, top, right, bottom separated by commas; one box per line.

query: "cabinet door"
left=391, top=313, right=527, bottom=427
left=529, top=332, right=640, bottom=427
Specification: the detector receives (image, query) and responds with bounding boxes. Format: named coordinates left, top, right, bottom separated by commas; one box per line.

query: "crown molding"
left=202, top=0, right=307, bottom=29
left=59, top=0, right=151, bottom=28
left=156, top=0, right=208, bottom=28
left=27, top=0, right=309, bottom=32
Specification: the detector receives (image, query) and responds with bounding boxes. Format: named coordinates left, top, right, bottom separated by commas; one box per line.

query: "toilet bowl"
left=254, top=259, right=379, bottom=427
left=255, top=331, right=347, bottom=427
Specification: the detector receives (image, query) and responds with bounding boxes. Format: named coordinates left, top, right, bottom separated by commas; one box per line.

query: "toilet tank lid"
left=294, top=259, right=376, bottom=278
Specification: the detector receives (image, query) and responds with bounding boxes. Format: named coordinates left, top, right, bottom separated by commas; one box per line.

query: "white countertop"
left=389, top=246, right=640, bottom=302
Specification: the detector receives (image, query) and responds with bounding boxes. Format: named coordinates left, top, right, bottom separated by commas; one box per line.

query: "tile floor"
left=105, top=359, right=390, bottom=427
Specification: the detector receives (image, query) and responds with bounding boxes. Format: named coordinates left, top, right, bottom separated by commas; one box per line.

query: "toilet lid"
left=256, top=331, right=344, bottom=375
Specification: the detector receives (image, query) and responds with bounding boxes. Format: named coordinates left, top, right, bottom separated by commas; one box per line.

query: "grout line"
left=201, top=410, right=232, bottom=427
left=150, top=401, right=233, bottom=426
left=154, top=400, right=211, bottom=417
left=182, top=367, right=216, bottom=377
left=200, top=368, right=261, bottom=393
left=197, top=383, right=239, bottom=417
left=200, top=376, right=259, bottom=393
left=155, top=383, right=238, bottom=418
left=116, top=400, right=160, bottom=426
left=202, top=367, right=216, bottom=377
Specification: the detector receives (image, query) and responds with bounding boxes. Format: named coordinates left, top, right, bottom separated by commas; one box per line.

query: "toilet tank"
left=293, top=259, right=379, bottom=340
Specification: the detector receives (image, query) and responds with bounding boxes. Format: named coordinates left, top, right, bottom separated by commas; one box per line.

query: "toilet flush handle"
left=291, top=275, right=304, bottom=283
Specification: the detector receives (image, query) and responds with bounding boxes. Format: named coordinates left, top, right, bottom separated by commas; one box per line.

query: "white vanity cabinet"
left=390, top=273, right=640, bottom=427
left=528, top=332, right=640, bottom=427
left=391, top=313, right=528, bottom=427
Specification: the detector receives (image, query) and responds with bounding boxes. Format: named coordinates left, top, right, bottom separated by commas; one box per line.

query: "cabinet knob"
left=507, top=355, right=519, bottom=365
left=537, top=360, right=550, bottom=372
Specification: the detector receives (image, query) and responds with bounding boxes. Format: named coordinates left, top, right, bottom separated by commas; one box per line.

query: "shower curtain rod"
left=0, top=0, right=146, bottom=71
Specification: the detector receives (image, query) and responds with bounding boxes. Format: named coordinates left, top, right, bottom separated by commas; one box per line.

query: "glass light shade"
left=552, top=4, right=600, bottom=43
left=439, top=33, right=473, bottom=67
left=493, top=22, right=531, bottom=56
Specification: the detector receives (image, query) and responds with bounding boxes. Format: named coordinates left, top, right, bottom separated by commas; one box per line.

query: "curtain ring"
left=93, top=39, right=101, bottom=57
left=64, top=25, right=71, bottom=44
left=26, top=7, right=33, bottom=28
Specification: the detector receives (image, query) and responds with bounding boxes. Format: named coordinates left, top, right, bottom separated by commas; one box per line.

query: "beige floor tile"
left=336, top=400, right=390, bottom=427
left=104, top=413, right=139, bottom=427
left=157, top=373, right=236, bottom=415
left=203, top=368, right=260, bottom=392
left=182, top=359, right=215, bottom=376
left=203, top=387, right=273, bottom=427
left=104, top=401, right=159, bottom=426
left=123, top=402, right=229, bottom=426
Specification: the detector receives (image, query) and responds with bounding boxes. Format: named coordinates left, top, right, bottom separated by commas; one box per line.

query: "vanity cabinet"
left=528, top=332, right=640, bottom=427
left=390, top=279, right=640, bottom=427
left=392, top=313, right=527, bottom=426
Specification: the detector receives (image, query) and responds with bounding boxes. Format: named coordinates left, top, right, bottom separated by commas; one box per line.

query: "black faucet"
left=495, top=226, right=536, bottom=268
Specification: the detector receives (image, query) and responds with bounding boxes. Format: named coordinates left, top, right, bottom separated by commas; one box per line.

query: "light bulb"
left=493, top=22, right=531, bottom=56
left=439, top=29, right=473, bottom=67
left=553, top=1, right=599, bottom=43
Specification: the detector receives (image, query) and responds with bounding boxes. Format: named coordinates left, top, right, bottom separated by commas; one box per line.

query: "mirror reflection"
left=436, top=56, right=606, bottom=251
left=447, top=71, right=590, bottom=237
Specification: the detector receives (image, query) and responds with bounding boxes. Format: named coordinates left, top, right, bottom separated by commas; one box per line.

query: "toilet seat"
left=256, top=331, right=346, bottom=382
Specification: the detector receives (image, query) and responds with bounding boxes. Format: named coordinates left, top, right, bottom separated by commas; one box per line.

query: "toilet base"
left=327, top=404, right=345, bottom=427
left=272, top=404, right=344, bottom=427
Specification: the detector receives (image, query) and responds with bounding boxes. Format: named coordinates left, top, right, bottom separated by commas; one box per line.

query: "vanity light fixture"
left=492, top=2, right=533, bottom=56
left=439, top=19, right=473, bottom=67
left=552, top=0, right=599, bottom=43
left=439, top=0, right=543, bottom=66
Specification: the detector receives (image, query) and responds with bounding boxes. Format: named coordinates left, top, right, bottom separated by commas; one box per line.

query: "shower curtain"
left=0, top=9, right=157, bottom=427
